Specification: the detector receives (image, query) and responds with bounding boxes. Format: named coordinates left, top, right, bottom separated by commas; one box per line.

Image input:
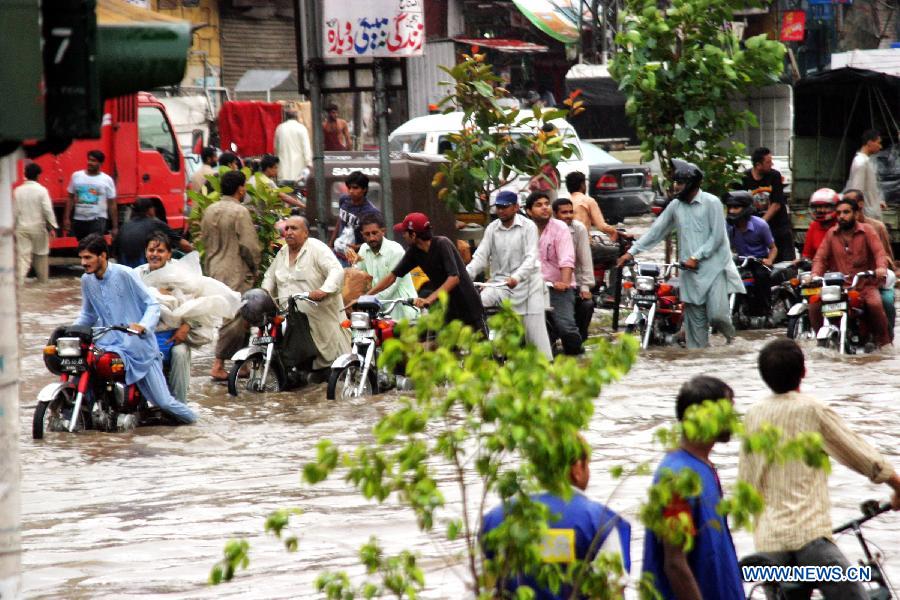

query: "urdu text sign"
left=322, top=0, right=425, bottom=58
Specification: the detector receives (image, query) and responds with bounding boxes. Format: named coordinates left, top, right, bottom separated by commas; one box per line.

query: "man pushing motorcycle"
left=73, top=234, right=197, bottom=424
left=809, top=196, right=891, bottom=348
left=261, top=216, right=350, bottom=382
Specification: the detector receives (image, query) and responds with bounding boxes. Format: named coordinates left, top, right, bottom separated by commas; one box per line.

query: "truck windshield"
left=138, top=106, right=180, bottom=172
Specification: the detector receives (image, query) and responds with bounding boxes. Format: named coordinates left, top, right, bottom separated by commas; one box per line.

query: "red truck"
left=17, top=92, right=187, bottom=251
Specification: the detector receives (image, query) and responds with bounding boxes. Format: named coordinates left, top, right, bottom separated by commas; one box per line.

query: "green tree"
left=187, top=168, right=290, bottom=284
left=431, top=48, right=584, bottom=215
left=609, top=0, right=786, bottom=194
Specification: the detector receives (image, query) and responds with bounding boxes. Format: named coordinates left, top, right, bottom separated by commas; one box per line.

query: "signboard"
left=322, top=0, right=425, bottom=58
left=780, top=10, right=806, bottom=41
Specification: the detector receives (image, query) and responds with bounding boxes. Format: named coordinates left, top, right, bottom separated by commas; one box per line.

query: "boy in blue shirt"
left=642, top=376, right=744, bottom=600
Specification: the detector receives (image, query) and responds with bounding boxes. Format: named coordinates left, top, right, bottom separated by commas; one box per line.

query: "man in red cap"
left=368, top=212, right=487, bottom=335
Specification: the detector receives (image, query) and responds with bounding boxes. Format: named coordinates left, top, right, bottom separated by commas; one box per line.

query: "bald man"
left=261, top=217, right=350, bottom=379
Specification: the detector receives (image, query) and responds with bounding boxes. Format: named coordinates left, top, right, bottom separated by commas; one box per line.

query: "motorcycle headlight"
left=799, top=273, right=813, bottom=285
left=350, top=312, right=371, bottom=329
left=56, top=337, right=82, bottom=357
left=820, top=285, right=842, bottom=303
left=635, top=276, right=656, bottom=292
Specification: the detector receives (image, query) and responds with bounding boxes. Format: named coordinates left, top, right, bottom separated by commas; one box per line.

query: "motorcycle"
left=784, top=260, right=819, bottom=340
left=592, top=229, right=632, bottom=308
left=729, top=256, right=799, bottom=329
left=227, top=292, right=318, bottom=396
left=622, top=262, right=684, bottom=349
left=35, top=325, right=164, bottom=439
left=326, top=295, right=417, bottom=400
left=815, top=271, right=879, bottom=354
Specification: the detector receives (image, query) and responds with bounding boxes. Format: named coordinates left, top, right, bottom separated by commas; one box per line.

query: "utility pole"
left=0, top=149, right=22, bottom=599
left=373, top=59, right=395, bottom=236
left=295, top=0, right=329, bottom=242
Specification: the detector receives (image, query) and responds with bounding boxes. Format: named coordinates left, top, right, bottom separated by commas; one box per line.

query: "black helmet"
left=671, top=159, right=703, bottom=201
left=239, top=288, right=277, bottom=326
left=723, top=191, right=754, bottom=224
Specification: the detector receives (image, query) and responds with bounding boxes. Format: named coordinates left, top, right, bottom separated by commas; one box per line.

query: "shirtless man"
left=564, top=171, right=618, bottom=240
left=322, top=103, right=352, bottom=151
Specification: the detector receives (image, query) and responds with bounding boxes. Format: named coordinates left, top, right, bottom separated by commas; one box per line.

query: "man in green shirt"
left=347, top=213, right=418, bottom=322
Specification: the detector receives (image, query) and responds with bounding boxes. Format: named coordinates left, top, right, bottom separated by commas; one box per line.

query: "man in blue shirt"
left=725, top=190, right=777, bottom=317
left=642, top=376, right=743, bottom=600
left=73, top=234, right=197, bottom=424
left=481, top=436, right=631, bottom=599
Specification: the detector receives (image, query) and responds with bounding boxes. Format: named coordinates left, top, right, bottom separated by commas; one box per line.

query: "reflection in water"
left=19, top=251, right=899, bottom=598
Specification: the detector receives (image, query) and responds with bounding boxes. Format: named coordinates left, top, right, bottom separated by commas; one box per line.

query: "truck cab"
left=18, top=92, right=186, bottom=252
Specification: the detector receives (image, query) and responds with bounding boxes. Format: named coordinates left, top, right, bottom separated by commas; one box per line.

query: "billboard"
left=323, top=0, right=425, bottom=58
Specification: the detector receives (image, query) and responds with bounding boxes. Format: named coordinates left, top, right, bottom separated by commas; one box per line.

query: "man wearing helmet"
left=618, top=160, right=744, bottom=348
left=801, top=188, right=839, bottom=259
left=739, top=147, right=795, bottom=262
left=725, top=191, right=777, bottom=317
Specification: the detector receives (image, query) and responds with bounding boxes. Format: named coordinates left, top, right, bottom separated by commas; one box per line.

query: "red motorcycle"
left=622, top=262, right=684, bottom=349
left=35, top=325, right=160, bottom=439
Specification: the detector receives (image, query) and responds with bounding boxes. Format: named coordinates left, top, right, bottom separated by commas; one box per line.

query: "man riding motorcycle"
left=802, top=188, right=839, bottom=260
left=810, top=197, right=891, bottom=348
left=725, top=191, right=777, bottom=317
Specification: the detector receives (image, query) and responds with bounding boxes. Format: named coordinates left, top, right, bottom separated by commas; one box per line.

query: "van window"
left=389, top=134, right=427, bottom=153
left=138, top=106, right=180, bottom=172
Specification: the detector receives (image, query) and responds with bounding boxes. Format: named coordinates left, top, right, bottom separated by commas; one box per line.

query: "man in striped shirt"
left=739, top=339, right=900, bottom=599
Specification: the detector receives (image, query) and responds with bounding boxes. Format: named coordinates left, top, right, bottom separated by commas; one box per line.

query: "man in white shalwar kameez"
left=273, top=110, right=312, bottom=183
left=466, top=191, right=553, bottom=359
left=262, top=216, right=350, bottom=370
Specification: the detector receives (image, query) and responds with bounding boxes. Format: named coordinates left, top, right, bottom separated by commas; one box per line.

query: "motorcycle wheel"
left=624, top=321, right=649, bottom=347
left=326, top=364, right=378, bottom=400
left=786, top=315, right=803, bottom=340
left=816, top=331, right=840, bottom=351
left=32, top=387, right=88, bottom=439
left=770, top=296, right=793, bottom=327
left=227, top=355, right=285, bottom=396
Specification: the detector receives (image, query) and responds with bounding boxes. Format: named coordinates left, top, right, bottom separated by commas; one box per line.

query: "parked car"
left=389, top=111, right=590, bottom=200
left=582, top=142, right=653, bottom=224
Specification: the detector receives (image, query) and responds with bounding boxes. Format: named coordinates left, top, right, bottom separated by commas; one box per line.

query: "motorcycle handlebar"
left=850, top=271, right=877, bottom=288
left=93, top=325, right=144, bottom=338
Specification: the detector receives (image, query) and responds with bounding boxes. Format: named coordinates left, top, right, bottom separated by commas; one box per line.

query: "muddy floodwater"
left=17, top=231, right=900, bottom=598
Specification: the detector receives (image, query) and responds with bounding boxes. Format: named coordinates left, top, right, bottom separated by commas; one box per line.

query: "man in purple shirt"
left=725, top=191, right=777, bottom=317
left=526, top=191, right=583, bottom=355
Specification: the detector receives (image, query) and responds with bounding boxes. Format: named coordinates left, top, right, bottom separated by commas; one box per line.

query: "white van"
left=388, top=111, right=590, bottom=202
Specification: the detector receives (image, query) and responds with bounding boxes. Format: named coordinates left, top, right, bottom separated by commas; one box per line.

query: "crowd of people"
left=12, top=121, right=897, bottom=597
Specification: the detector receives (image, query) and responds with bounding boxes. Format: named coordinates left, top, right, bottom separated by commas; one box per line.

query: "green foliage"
left=431, top=50, right=584, bottom=214
left=316, top=538, right=425, bottom=600
left=610, top=0, right=786, bottom=195
left=187, top=166, right=291, bottom=284
left=209, top=539, right=249, bottom=585
left=301, top=298, right=638, bottom=597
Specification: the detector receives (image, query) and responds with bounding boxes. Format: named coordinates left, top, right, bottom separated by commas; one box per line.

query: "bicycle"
left=742, top=499, right=897, bottom=599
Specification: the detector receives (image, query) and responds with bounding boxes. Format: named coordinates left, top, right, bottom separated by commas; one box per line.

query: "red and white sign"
left=780, top=11, right=806, bottom=42
left=323, top=0, right=425, bottom=58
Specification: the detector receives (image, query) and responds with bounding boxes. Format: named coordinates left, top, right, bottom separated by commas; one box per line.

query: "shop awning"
left=511, top=0, right=589, bottom=44
left=452, top=37, right=549, bottom=53
left=97, top=0, right=185, bottom=24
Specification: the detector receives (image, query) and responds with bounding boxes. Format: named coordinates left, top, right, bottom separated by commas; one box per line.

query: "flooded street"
left=17, top=234, right=900, bottom=598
